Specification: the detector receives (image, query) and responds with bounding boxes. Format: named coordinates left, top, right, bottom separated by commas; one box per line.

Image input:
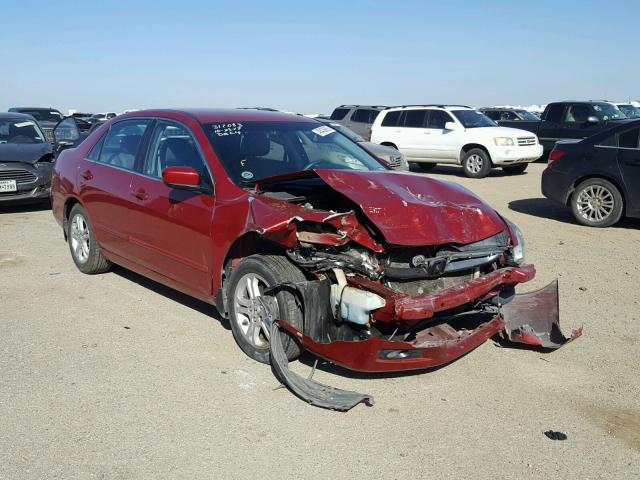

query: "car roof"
left=334, top=105, right=388, bottom=109
left=117, top=108, right=317, bottom=124
left=9, top=107, right=60, bottom=111
left=0, top=112, right=39, bottom=121
left=383, top=105, right=473, bottom=112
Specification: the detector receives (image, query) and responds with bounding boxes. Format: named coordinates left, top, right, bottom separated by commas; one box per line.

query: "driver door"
left=127, top=120, right=216, bottom=298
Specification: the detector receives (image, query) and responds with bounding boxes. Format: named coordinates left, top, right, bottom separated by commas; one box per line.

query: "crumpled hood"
left=314, top=169, right=507, bottom=246
left=0, top=143, right=53, bottom=164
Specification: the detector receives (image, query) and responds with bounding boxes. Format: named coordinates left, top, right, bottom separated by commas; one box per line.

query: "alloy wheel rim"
left=576, top=185, right=615, bottom=222
left=70, top=214, right=90, bottom=263
left=466, top=154, right=483, bottom=173
left=233, top=273, right=277, bottom=349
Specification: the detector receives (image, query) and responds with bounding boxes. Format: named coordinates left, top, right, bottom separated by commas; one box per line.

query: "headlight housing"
left=504, top=218, right=525, bottom=264
left=493, top=137, right=514, bottom=146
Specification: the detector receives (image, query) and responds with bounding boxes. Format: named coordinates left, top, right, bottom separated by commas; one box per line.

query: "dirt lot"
left=1, top=162, right=639, bottom=479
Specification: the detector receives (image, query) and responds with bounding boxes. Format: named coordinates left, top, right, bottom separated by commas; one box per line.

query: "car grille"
left=42, top=128, right=55, bottom=143
left=0, top=169, right=37, bottom=184
left=386, top=155, right=402, bottom=168
left=517, top=137, right=536, bottom=146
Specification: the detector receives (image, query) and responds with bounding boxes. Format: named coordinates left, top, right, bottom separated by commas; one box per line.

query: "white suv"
left=370, top=105, right=543, bottom=178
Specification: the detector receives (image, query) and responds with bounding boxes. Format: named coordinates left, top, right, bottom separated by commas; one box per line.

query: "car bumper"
left=541, top=166, right=573, bottom=205
left=283, top=265, right=580, bottom=372
left=489, top=144, right=543, bottom=165
left=0, top=163, right=54, bottom=204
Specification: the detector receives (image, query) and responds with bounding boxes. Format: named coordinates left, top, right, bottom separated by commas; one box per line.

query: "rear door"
left=127, top=119, right=216, bottom=298
left=398, top=109, right=428, bottom=160
left=538, top=103, right=565, bottom=151
left=616, top=126, right=640, bottom=215
left=78, top=119, right=152, bottom=260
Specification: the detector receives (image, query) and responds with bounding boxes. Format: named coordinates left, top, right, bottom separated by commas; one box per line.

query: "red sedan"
left=51, top=109, right=579, bottom=379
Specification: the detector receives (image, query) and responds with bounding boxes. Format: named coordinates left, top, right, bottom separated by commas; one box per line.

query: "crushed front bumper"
left=280, top=268, right=581, bottom=373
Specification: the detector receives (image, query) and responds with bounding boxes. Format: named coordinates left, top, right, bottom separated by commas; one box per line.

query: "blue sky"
left=1, top=0, right=638, bottom=114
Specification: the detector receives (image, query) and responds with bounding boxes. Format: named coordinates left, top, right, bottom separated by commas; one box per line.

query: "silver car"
left=328, top=105, right=387, bottom=138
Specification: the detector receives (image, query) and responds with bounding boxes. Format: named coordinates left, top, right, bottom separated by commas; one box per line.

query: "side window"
left=501, top=111, right=518, bottom=121
left=330, top=108, right=350, bottom=120
left=618, top=128, right=639, bottom=149
left=597, top=134, right=617, bottom=147
left=563, top=105, right=591, bottom=123
left=545, top=104, right=565, bottom=122
left=352, top=109, right=379, bottom=123
left=427, top=110, right=453, bottom=129
left=381, top=111, right=401, bottom=127
left=143, top=122, right=208, bottom=179
left=484, top=111, right=499, bottom=120
left=403, top=110, right=427, bottom=128
left=86, top=133, right=106, bottom=161
left=97, top=120, right=150, bottom=170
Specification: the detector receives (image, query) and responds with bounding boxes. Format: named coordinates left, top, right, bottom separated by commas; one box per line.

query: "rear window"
left=381, top=111, right=402, bottom=127
left=351, top=109, right=380, bottom=124
left=330, top=108, right=350, bottom=120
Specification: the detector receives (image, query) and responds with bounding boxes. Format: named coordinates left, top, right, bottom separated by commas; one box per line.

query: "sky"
left=1, top=0, right=639, bottom=115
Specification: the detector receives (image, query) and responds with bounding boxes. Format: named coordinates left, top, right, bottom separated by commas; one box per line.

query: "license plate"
left=0, top=179, right=17, bottom=192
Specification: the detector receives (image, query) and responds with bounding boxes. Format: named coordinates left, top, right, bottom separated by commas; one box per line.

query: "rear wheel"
left=570, top=178, right=623, bottom=227
left=227, top=255, right=305, bottom=363
left=67, top=204, right=112, bottom=274
left=502, top=164, right=528, bottom=175
left=462, top=148, right=492, bottom=178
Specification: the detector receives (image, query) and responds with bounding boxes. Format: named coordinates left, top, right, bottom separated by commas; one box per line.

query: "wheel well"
left=216, top=232, right=289, bottom=317
left=567, top=174, right=626, bottom=210
left=380, top=142, right=397, bottom=150
left=460, top=144, right=492, bottom=164
left=62, top=197, right=82, bottom=240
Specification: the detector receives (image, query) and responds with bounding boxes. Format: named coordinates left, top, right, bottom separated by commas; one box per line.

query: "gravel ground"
left=1, top=162, right=639, bottom=479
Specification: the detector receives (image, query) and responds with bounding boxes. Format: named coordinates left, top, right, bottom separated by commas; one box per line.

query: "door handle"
left=80, top=170, right=93, bottom=181
left=423, top=131, right=432, bottom=134
left=132, top=189, right=149, bottom=201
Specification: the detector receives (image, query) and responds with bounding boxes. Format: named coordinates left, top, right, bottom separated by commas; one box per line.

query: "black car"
left=0, top=113, right=56, bottom=205
left=8, top=107, right=65, bottom=144
left=480, top=107, right=541, bottom=122
left=542, top=120, right=640, bottom=227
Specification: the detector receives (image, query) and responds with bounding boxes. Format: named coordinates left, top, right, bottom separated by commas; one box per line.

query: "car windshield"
left=593, top=103, right=627, bottom=121
left=18, top=110, right=63, bottom=123
left=451, top=110, right=497, bottom=128
left=617, top=105, right=640, bottom=119
left=323, top=122, right=364, bottom=142
left=516, top=110, right=540, bottom=120
left=0, top=119, right=46, bottom=144
left=204, top=121, right=385, bottom=185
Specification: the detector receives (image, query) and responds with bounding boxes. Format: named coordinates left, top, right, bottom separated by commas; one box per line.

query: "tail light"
left=548, top=148, right=566, bottom=165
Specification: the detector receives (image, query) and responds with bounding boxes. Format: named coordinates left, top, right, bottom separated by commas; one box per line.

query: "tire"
left=502, top=164, right=528, bottom=175
left=412, top=162, right=437, bottom=171
left=462, top=148, right=492, bottom=178
left=227, top=255, right=305, bottom=363
left=570, top=178, right=623, bottom=228
left=67, top=204, right=112, bottom=274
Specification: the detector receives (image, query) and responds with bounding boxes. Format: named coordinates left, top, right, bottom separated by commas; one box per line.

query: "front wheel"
left=227, top=255, right=306, bottom=363
left=462, top=149, right=492, bottom=178
left=570, top=178, right=623, bottom=227
left=67, top=204, right=112, bottom=274
left=502, top=164, right=528, bottom=175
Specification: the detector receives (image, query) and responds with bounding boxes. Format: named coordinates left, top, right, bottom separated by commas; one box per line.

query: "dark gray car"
left=8, top=107, right=65, bottom=144
left=318, top=119, right=408, bottom=170
left=0, top=113, right=55, bottom=205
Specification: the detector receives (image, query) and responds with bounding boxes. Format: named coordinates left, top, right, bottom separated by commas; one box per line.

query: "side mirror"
left=587, top=115, right=600, bottom=124
left=53, top=117, right=81, bottom=145
left=162, top=166, right=201, bottom=191
left=444, top=121, right=460, bottom=131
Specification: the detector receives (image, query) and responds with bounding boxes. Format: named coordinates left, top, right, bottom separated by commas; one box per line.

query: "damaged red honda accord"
left=51, top=109, right=580, bottom=398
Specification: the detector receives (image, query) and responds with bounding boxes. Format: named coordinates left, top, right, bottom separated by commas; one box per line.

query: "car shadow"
left=508, top=197, right=640, bottom=229
left=0, top=201, right=51, bottom=213
left=410, top=164, right=528, bottom=178
left=111, top=265, right=230, bottom=330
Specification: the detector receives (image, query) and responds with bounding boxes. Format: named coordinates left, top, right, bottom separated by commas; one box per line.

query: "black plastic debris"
left=269, top=322, right=374, bottom=411
left=544, top=430, right=567, bottom=441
